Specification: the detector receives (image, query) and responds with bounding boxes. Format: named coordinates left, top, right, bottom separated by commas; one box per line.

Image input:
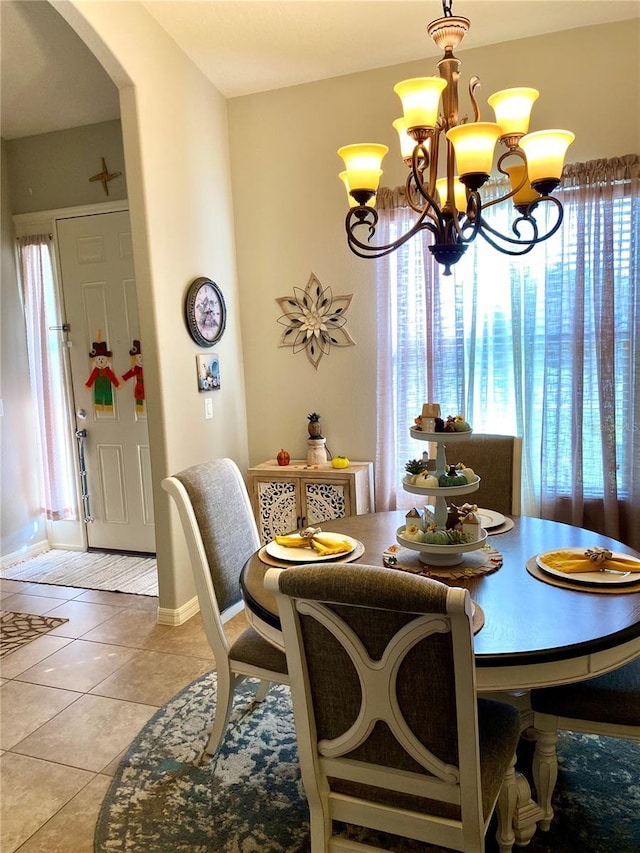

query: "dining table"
left=240, top=510, right=640, bottom=845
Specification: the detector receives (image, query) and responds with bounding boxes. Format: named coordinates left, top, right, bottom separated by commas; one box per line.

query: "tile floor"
left=0, top=576, right=246, bottom=852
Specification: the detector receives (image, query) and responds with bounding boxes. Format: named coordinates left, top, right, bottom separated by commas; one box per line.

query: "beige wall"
left=6, top=119, right=127, bottom=214
left=53, top=0, right=249, bottom=613
left=230, top=19, right=640, bottom=469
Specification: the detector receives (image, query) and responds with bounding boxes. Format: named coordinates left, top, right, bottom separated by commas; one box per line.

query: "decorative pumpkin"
left=402, top=523, right=425, bottom=543
left=424, top=528, right=450, bottom=545
left=276, top=449, right=290, bottom=466
left=438, top=464, right=468, bottom=487
left=415, top=472, right=439, bottom=487
left=331, top=455, right=349, bottom=469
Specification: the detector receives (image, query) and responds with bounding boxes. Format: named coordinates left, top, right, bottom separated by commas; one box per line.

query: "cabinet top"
left=249, top=460, right=372, bottom=473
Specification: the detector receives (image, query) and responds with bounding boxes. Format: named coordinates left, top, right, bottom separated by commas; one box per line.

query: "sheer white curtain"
left=18, top=235, right=77, bottom=521
left=375, top=155, right=640, bottom=548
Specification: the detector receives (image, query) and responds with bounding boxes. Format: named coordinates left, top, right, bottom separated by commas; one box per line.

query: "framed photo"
left=196, top=353, right=221, bottom=392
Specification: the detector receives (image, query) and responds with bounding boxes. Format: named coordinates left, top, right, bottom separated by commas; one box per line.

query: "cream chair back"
left=267, top=563, right=520, bottom=852
left=162, top=459, right=288, bottom=756
left=445, top=434, right=522, bottom=516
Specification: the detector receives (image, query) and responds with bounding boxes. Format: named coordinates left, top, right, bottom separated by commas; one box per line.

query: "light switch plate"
left=204, top=397, right=213, bottom=420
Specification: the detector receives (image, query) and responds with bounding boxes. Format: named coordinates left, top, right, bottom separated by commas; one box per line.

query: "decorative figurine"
left=85, top=334, right=119, bottom=412
left=306, top=412, right=328, bottom=464
left=121, top=339, right=144, bottom=412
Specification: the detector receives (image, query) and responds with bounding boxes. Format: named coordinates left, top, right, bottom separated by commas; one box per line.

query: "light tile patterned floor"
left=0, top=577, right=243, bottom=852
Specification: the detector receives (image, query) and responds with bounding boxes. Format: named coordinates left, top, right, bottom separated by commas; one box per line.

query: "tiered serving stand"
left=398, top=427, right=487, bottom=566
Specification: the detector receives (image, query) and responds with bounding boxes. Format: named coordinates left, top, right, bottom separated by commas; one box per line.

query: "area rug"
left=0, top=610, right=69, bottom=658
left=95, top=673, right=640, bottom=853
left=0, top=550, right=158, bottom=596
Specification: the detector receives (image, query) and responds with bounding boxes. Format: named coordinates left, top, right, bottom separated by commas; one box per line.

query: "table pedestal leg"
left=513, top=772, right=545, bottom=847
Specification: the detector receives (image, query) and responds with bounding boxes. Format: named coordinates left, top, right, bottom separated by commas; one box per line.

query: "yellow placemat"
left=526, top=556, right=640, bottom=594
left=258, top=539, right=365, bottom=569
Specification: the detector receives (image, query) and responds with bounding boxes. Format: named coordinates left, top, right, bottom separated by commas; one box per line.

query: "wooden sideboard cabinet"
left=247, top=460, right=375, bottom=544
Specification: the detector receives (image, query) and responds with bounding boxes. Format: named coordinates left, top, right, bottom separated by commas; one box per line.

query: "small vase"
left=307, top=437, right=327, bottom=465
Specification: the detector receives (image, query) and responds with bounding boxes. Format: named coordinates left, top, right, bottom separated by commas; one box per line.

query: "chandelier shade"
left=337, top=143, right=388, bottom=198
left=393, top=77, right=448, bottom=130
left=487, top=87, right=539, bottom=136
left=504, top=164, right=540, bottom=210
left=393, top=117, right=419, bottom=161
left=519, top=130, right=576, bottom=189
left=338, top=0, right=575, bottom=274
left=446, top=122, right=503, bottom=186
left=436, top=176, right=467, bottom=213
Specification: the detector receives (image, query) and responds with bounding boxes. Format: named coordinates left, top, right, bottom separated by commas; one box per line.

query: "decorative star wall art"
left=276, top=272, right=355, bottom=369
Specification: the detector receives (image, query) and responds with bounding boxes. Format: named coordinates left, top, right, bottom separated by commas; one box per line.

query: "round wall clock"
left=184, top=277, right=227, bottom=347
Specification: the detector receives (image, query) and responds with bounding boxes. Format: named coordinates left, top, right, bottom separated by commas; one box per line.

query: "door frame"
left=14, top=200, right=130, bottom=551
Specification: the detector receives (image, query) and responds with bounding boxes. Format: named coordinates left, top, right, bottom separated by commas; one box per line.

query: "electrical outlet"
left=204, top=397, right=213, bottom=420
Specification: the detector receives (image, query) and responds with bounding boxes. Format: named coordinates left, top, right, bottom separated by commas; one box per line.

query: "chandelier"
left=338, top=0, right=575, bottom=275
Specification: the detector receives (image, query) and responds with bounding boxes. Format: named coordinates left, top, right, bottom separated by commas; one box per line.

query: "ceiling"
left=2, top=0, right=639, bottom=140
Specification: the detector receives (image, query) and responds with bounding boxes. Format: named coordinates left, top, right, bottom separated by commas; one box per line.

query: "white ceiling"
left=2, top=0, right=639, bottom=140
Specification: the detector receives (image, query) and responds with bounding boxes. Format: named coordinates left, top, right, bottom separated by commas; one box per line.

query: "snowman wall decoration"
left=85, top=337, right=120, bottom=412
left=121, top=339, right=144, bottom=411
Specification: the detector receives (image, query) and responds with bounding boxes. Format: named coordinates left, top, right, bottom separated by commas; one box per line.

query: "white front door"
left=56, top=211, right=155, bottom=553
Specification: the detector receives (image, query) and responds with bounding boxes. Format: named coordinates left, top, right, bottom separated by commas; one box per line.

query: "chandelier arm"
left=474, top=227, right=538, bottom=257
left=406, top=136, right=444, bottom=223
left=346, top=210, right=439, bottom=260
left=446, top=191, right=481, bottom=244
left=471, top=197, right=564, bottom=253
left=469, top=76, right=481, bottom=122
left=480, top=148, right=529, bottom=211
left=406, top=172, right=435, bottom=217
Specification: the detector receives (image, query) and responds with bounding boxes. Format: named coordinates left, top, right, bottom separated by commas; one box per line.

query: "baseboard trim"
left=1, top=541, right=51, bottom=570
left=157, top=595, right=200, bottom=626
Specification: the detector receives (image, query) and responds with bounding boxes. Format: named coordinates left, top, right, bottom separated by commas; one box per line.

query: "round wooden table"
left=240, top=511, right=640, bottom=845
left=241, top=511, right=640, bottom=692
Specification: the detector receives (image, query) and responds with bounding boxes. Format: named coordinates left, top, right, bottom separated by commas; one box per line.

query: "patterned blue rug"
left=95, top=673, right=640, bottom=852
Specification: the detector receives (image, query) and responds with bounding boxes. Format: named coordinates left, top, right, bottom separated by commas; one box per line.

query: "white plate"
left=477, top=509, right=506, bottom=529
left=265, top=532, right=358, bottom=563
left=536, top=548, right=640, bottom=586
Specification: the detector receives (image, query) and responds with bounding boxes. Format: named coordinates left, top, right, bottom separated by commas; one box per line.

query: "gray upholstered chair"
left=530, top=658, right=640, bottom=830
left=162, top=459, right=288, bottom=755
left=444, top=434, right=522, bottom=516
left=266, top=562, right=521, bottom=853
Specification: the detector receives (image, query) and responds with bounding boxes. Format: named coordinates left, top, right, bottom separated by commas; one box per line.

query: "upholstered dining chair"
left=530, top=658, right=640, bottom=830
left=266, top=562, right=521, bottom=853
left=162, top=458, right=289, bottom=755
left=445, top=434, right=522, bottom=517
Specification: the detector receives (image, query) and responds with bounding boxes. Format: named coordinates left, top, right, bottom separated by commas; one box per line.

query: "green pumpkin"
left=438, top=471, right=468, bottom=487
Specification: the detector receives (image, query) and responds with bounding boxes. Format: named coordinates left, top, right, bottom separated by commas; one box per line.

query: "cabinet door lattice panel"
left=256, top=480, right=298, bottom=542
left=304, top=481, right=346, bottom=525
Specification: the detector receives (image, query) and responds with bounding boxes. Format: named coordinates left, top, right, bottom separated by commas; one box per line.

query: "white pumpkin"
left=403, top=524, right=426, bottom=543
left=459, top=466, right=476, bottom=484
left=415, top=472, right=439, bottom=488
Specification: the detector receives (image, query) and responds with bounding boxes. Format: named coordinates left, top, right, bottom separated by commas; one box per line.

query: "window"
left=18, top=235, right=77, bottom=521
left=375, top=156, right=640, bottom=548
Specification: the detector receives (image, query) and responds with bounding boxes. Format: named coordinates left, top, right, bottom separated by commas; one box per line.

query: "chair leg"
left=495, top=752, right=517, bottom=853
left=254, top=679, right=271, bottom=702
left=205, top=669, right=243, bottom=755
left=532, top=718, right=559, bottom=831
